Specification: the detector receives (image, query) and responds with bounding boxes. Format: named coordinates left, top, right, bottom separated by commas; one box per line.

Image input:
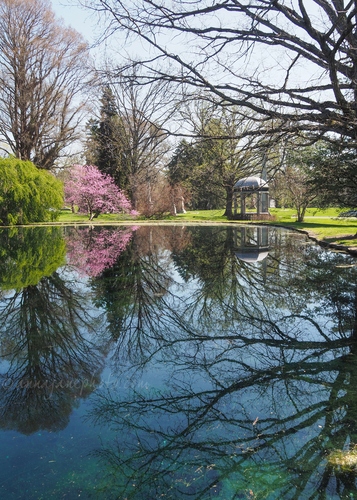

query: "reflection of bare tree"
left=90, top=334, right=357, bottom=498
left=88, top=226, right=357, bottom=499
left=0, top=272, right=107, bottom=434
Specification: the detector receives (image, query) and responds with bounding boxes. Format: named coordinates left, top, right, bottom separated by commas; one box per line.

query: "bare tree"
left=0, top=0, right=94, bottom=169
left=85, top=0, right=357, bottom=144
left=275, top=164, right=317, bottom=222
left=92, top=65, right=173, bottom=210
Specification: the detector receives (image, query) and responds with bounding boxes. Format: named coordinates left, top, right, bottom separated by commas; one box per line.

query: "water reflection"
left=234, top=225, right=270, bottom=263
left=87, top=226, right=357, bottom=499
left=1, top=225, right=357, bottom=498
left=0, top=226, right=66, bottom=289
left=0, top=227, right=109, bottom=434
left=64, top=225, right=137, bottom=277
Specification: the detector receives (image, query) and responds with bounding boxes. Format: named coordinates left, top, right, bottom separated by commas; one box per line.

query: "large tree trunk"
left=223, top=185, right=234, bottom=218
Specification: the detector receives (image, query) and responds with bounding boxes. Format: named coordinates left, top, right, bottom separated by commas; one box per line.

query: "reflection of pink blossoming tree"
left=64, top=165, right=135, bottom=220
left=66, top=227, right=137, bottom=277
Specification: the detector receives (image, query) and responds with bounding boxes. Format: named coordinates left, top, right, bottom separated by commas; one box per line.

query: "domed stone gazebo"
left=233, top=175, right=270, bottom=220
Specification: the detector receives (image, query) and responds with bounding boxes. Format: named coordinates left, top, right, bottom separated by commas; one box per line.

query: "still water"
left=0, top=224, right=357, bottom=499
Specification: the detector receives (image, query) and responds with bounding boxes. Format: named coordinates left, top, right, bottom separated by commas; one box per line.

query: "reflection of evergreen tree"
left=171, top=226, right=277, bottom=329
left=171, top=225, right=230, bottom=282
left=91, top=227, right=183, bottom=362
left=93, top=240, right=137, bottom=338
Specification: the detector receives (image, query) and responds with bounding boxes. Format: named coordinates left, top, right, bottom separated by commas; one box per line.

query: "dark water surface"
left=1, top=224, right=357, bottom=499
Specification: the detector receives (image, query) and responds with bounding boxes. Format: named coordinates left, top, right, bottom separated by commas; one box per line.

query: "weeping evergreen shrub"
left=0, top=157, right=63, bottom=225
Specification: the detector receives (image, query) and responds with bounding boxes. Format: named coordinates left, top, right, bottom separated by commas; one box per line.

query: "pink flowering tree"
left=64, top=164, right=134, bottom=220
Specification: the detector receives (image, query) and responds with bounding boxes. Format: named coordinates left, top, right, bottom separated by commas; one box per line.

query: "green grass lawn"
left=56, top=207, right=357, bottom=248
left=58, top=210, right=138, bottom=223
left=268, top=208, right=357, bottom=246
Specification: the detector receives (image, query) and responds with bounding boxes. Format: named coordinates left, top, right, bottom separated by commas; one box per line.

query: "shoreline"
left=6, top=218, right=357, bottom=257
left=271, top=224, right=357, bottom=257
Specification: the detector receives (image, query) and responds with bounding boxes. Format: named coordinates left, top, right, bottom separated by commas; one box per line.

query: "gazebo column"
left=261, top=192, right=269, bottom=213
left=241, top=193, right=245, bottom=215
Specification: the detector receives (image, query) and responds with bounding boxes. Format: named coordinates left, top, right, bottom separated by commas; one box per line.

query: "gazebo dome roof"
left=234, top=176, right=268, bottom=191
left=235, top=250, right=269, bottom=263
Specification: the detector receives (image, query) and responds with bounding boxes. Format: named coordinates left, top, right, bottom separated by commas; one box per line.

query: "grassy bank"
left=268, top=208, right=357, bottom=247
left=57, top=207, right=357, bottom=248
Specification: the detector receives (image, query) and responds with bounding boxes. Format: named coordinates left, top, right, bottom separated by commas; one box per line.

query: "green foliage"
left=168, top=138, right=225, bottom=210
left=167, top=139, right=200, bottom=187
left=0, top=157, right=63, bottom=225
left=167, top=110, right=261, bottom=214
left=0, top=226, right=66, bottom=290
left=307, top=142, right=357, bottom=208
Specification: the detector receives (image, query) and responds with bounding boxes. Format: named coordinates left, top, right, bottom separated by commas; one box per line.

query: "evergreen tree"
left=308, top=142, right=357, bottom=210
left=86, top=87, right=130, bottom=192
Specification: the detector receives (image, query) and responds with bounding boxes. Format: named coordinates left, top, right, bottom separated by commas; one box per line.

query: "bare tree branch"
left=85, top=0, right=357, bottom=143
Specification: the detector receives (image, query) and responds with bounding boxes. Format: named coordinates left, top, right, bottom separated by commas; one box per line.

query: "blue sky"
left=51, top=0, right=147, bottom=61
left=51, top=0, right=99, bottom=45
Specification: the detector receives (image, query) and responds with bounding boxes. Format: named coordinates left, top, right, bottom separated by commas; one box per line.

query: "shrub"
left=0, top=157, right=63, bottom=225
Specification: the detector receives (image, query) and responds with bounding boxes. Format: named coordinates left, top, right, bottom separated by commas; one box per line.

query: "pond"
left=0, top=224, right=357, bottom=499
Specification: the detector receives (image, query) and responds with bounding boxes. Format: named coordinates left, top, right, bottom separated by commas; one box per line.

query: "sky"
left=51, top=0, right=149, bottom=64
left=51, top=0, right=101, bottom=46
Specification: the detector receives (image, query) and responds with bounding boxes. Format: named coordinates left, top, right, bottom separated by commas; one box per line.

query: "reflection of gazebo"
left=233, top=176, right=270, bottom=220
left=234, top=226, right=270, bottom=263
